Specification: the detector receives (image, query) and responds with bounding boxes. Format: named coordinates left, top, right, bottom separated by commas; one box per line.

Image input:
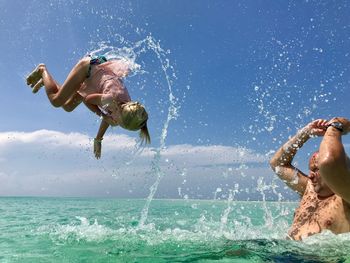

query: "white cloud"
left=0, top=130, right=272, bottom=198
left=162, top=144, right=267, bottom=167
left=0, top=129, right=135, bottom=149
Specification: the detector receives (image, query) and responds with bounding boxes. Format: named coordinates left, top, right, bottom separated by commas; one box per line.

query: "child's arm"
left=84, top=93, right=119, bottom=158
left=94, top=119, right=110, bottom=159
left=82, top=93, right=105, bottom=117
left=85, top=94, right=103, bottom=106
left=85, top=93, right=115, bottom=110
left=83, top=94, right=108, bottom=159
left=84, top=101, right=103, bottom=117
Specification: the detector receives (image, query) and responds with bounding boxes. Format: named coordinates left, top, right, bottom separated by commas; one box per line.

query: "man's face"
left=308, top=152, right=333, bottom=196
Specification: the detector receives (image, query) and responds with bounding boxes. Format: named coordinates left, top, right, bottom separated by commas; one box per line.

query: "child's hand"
left=94, top=138, right=102, bottom=159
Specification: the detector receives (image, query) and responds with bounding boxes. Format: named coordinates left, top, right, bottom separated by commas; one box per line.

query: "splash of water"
left=138, top=36, right=179, bottom=227
left=219, top=188, right=235, bottom=234
left=88, top=35, right=179, bottom=227
left=89, top=35, right=179, bottom=227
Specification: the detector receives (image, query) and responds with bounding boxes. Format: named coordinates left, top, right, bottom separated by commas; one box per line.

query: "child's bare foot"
left=26, top=64, right=45, bottom=87
left=32, top=78, right=44, bottom=93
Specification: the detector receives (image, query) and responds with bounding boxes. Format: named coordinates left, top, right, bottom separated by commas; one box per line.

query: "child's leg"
left=27, top=63, right=45, bottom=87
left=39, top=57, right=90, bottom=108
left=62, top=93, right=84, bottom=112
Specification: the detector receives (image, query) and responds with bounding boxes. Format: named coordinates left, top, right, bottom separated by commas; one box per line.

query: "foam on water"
left=2, top=197, right=350, bottom=262
left=37, top=207, right=350, bottom=261
left=41, top=211, right=289, bottom=245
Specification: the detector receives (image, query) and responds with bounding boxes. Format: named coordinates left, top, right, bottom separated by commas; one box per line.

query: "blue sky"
left=0, top=0, right=349, bottom=200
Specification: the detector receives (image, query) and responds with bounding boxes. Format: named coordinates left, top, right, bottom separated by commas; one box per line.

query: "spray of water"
left=138, top=37, right=179, bottom=227
left=219, top=185, right=237, bottom=234
left=85, top=32, right=179, bottom=228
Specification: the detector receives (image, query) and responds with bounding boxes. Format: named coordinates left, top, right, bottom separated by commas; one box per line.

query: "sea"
left=1, top=197, right=350, bottom=262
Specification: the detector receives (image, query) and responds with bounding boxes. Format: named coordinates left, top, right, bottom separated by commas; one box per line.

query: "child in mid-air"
left=26, top=55, right=150, bottom=159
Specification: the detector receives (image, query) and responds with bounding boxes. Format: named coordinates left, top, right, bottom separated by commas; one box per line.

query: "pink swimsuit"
left=78, top=60, right=131, bottom=121
left=78, top=60, right=131, bottom=102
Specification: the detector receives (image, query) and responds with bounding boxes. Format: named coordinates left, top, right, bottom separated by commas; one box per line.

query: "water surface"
left=1, top=197, right=350, bottom=262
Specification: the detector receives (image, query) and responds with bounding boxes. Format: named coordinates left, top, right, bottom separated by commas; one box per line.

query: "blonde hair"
left=140, top=123, right=151, bottom=144
left=121, top=101, right=151, bottom=144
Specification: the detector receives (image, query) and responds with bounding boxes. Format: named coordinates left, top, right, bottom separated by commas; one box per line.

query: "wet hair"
left=121, top=101, right=151, bottom=144
left=140, top=122, right=151, bottom=144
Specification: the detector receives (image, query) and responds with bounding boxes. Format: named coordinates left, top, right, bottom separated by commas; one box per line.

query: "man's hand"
left=269, top=118, right=329, bottom=196
left=94, top=138, right=102, bottom=159
left=304, top=119, right=329, bottom=137
left=327, top=117, right=350, bottom=135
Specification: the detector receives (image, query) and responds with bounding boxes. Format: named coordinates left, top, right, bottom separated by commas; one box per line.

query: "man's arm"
left=270, top=127, right=310, bottom=195
left=319, top=117, right=350, bottom=203
left=270, top=119, right=328, bottom=195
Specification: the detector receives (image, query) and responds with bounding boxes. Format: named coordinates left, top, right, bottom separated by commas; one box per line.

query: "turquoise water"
left=1, top=197, right=350, bottom=263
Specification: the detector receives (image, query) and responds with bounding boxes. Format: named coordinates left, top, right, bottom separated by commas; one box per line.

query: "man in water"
left=270, top=117, right=350, bottom=240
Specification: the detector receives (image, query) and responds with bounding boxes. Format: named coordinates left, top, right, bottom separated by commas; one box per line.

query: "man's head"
left=120, top=101, right=151, bottom=144
left=308, top=151, right=333, bottom=197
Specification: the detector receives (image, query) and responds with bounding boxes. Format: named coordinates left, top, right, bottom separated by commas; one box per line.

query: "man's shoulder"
left=339, top=195, right=350, bottom=207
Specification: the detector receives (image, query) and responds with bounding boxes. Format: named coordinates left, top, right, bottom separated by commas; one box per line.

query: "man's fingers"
left=313, top=119, right=328, bottom=129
